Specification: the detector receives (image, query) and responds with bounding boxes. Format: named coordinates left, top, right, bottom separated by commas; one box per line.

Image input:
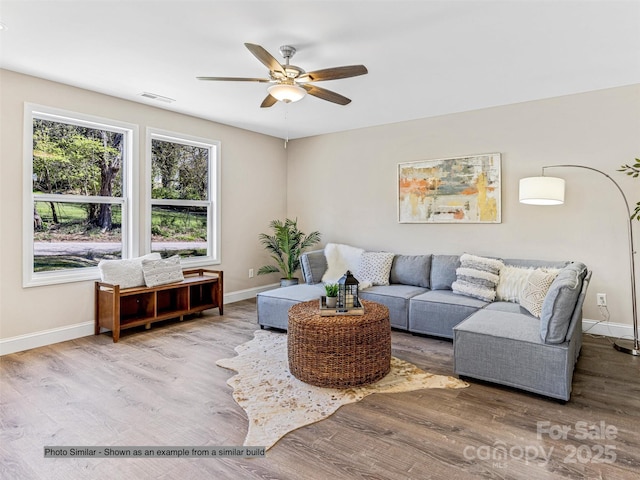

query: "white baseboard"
left=0, top=321, right=95, bottom=356
left=2, top=305, right=630, bottom=357
left=582, top=318, right=634, bottom=339
left=223, top=283, right=279, bottom=304
left=0, top=284, right=278, bottom=356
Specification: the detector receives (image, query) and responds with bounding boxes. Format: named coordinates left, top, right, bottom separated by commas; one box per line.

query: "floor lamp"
left=519, top=164, right=639, bottom=356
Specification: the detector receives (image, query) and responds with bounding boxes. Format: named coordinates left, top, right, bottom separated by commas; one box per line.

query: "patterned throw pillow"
left=141, top=255, right=184, bottom=287
left=358, top=251, right=395, bottom=286
left=98, top=253, right=162, bottom=289
left=452, top=253, right=504, bottom=302
left=519, top=268, right=559, bottom=318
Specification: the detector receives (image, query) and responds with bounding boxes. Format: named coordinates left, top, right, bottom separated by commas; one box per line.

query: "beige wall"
left=2, top=70, right=638, bottom=346
left=0, top=69, right=287, bottom=340
left=287, top=85, right=640, bottom=325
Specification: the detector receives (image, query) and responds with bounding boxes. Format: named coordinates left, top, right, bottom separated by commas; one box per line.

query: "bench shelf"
left=95, top=269, right=223, bottom=342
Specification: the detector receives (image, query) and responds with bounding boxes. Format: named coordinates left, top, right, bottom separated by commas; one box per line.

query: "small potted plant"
left=324, top=283, right=339, bottom=308
left=258, top=218, right=321, bottom=287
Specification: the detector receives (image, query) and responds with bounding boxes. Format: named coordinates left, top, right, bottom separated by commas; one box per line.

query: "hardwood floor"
left=1, top=299, right=639, bottom=480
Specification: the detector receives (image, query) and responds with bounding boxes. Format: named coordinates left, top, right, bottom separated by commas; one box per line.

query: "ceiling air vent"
left=139, top=92, right=175, bottom=103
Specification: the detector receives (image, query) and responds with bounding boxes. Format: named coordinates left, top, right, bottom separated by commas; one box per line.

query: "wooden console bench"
left=95, top=269, right=223, bottom=342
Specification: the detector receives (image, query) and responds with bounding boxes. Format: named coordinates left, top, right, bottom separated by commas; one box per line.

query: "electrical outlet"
left=597, top=293, right=607, bottom=307
left=249, top=268, right=254, bottom=278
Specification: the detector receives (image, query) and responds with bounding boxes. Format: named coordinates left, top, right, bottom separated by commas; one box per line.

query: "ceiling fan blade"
left=260, top=94, right=278, bottom=108
left=298, top=65, right=368, bottom=83
left=244, top=43, right=284, bottom=75
left=196, top=76, right=271, bottom=82
left=301, top=84, right=351, bottom=105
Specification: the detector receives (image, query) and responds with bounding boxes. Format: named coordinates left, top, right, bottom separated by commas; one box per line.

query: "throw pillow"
left=389, top=254, right=432, bottom=288
left=496, top=265, right=534, bottom=303
left=321, top=243, right=365, bottom=284
left=540, top=262, right=588, bottom=343
left=452, top=254, right=504, bottom=302
left=358, top=251, right=395, bottom=286
left=519, top=268, right=559, bottom=318
left=141, top=255, right=184, bottom=287
left=300, top=250, right=327, bottom=285
left=98, top=253, right=162, bottom=289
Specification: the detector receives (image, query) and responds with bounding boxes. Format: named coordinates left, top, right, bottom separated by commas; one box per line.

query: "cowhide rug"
left=216, top=330, right=469, bottom=450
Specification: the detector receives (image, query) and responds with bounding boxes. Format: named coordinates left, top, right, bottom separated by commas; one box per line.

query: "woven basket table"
left=287, top=299, right=391, bottom=388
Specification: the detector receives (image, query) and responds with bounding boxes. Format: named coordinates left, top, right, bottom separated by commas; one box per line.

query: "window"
left=23, top=104, right=136, bottom=287
left=147, top=129, right=220, bottom=266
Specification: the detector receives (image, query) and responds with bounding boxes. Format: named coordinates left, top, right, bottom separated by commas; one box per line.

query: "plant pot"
left=326, top=296, right=337, bottom=308
left=280, top=278, right=299, bottom=287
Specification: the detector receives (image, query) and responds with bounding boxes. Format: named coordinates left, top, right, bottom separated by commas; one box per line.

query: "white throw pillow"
left=141, top=255, right=184, bottom=287
left=321, top=243, right=365, bottom=284
left=519, top=268, right=559, bottom=318
left=358, top=251, right=395, bottom=286
left=496, top=265, right=534, bottom=303
left=98, top=253, right=162, bottom=289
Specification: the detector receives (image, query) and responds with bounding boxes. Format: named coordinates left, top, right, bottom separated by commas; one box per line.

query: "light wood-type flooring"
left=1, top=299, right=639, bottom=480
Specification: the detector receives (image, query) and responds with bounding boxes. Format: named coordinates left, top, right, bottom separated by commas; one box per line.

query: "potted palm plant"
left=258, top=218, right=321, bottom=286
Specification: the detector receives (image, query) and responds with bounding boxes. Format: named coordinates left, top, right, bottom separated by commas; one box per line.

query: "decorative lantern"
left=337, top=270, right=359, bottom=312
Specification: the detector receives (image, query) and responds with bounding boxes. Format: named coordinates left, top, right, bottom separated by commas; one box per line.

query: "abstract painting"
left=398, top=153, right=501, bottom=223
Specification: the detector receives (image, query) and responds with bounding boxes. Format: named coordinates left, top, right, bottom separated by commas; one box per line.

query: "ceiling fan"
left=197, top=43, right=368, bottom=108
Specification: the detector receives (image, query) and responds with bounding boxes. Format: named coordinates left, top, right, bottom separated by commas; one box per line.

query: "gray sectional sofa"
left=257, top=249, right=591, bottom=401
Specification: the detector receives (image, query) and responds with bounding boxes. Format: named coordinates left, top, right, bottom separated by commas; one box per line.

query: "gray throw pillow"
left=300, top=250, right=327, bottom=284
left=540, top=262, right=588, bottom=344
left=430, top=255, right=461, bottom=290
left=390, top=254, right=432, bottom=288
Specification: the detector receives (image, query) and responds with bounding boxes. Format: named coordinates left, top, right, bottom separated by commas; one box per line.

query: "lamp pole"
left=541, top=165, right=638, bottom=355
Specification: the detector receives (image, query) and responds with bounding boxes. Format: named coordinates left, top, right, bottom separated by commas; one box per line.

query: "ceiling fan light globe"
left=267, top=83, right=306, bottom=103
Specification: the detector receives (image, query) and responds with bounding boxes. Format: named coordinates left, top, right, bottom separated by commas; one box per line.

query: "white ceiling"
left=1, top=1, right=639, bottom=139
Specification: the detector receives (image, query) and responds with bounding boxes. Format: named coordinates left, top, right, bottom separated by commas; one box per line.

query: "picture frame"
left=398, top=153, right=501, bottom=223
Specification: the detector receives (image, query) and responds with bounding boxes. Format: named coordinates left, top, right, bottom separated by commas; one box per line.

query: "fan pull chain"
left=284, top=105, right=289, bottom=149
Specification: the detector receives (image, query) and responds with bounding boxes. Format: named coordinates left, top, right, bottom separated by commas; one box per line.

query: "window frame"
left=23, top=103, right=138, bottom=287
left=146, top=128, right=221, bottom=267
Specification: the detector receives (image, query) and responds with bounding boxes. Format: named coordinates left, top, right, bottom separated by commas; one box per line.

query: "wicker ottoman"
left=287, top=299, right=391, bottom=388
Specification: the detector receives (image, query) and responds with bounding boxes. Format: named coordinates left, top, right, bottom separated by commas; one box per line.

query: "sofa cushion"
left=431, top=254, right=460, bottom=290
left=496, top=265, right=534, bottom=303
left=390, top=254, right=432, bottom=288
left=300, top=249, right=327, bottom=284
left=452, top=254, right=504, bottom=301
left=358, top=251, right=395, bottom=286
left=519, top=268, right=559, bottom=318
left=257, top=284, right=326, bottom=330
left=360, top=284, right=428, bottom=329
left=409, top=290, right=487, bottom=339
left=141, top=255, right=184, bottom=287
left=322, top=243, right=364, bottom=284
left=484, top=301, right=534, bottom=315
left=98, top=253, right=162, bottom=289
left=454, top=309, right=574, bottom=400
left=540, top=262, right=588, bottom=344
